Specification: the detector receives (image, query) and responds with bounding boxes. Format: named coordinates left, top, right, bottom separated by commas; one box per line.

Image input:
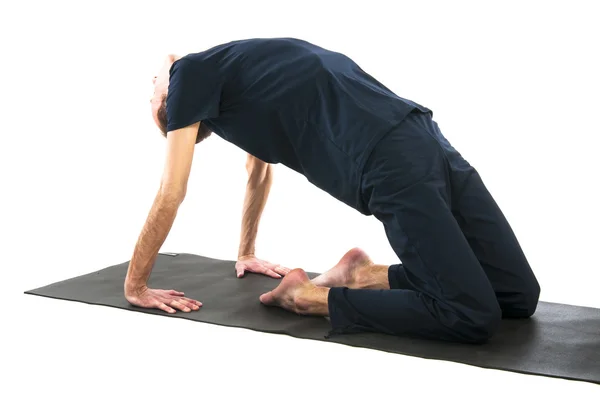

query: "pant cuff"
left=388, top=264, right=403, bottom=289
left=328, top=287, right=356, bottom=332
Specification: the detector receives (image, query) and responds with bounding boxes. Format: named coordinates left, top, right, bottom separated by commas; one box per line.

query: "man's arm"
left=238, top=154, right=273, bottom=259
left=235, top=154, right=290, bottom=278
left=124, top=122, right=202, bottom=313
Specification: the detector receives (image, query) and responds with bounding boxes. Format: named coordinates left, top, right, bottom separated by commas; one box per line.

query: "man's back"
left=166, top=38, right=431, bottom=212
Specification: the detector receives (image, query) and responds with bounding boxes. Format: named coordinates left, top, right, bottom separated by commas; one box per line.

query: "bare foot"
left=259, top=269, right=311, bottom=313
left=312, top=247, right=373, bottom=288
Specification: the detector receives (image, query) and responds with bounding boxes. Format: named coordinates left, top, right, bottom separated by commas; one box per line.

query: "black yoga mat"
left=25, top=253, right=600, bottom=385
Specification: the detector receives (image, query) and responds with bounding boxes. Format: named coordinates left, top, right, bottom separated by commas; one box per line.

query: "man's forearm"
left=238, top=161, right=272, bottom=258
left=125, top=190, right=183, bottom=292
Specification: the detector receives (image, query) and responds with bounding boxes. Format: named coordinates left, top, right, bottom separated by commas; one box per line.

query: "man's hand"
left=125, top=285, right=202, bottom=314
left=235, top=255, right=290, bottom=279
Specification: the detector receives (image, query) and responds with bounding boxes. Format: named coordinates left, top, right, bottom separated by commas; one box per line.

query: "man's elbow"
left=248, top=166, right=272, bottom=189
left=247, top=160, right=271, bottom=179
left=246, top=155, right=269, bottom=172
left=158, top=184, right=186, bottom=206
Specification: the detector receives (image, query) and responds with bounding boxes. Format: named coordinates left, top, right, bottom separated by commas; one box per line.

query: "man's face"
left=150, top=54, right=179, bottom=130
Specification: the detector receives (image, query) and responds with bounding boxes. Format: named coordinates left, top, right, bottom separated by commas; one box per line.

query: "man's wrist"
left=238, top=253, right=255, bottom=261
left=124, top=279, right=148, bottom=296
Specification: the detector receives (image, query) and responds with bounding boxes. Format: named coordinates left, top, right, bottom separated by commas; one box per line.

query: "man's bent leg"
left=325, top=191, right=503, bottom=343
left=452, top=169, right=541, bottom=317
left=324, top=112, right=502, bottom=343
left=427, top=118, right=540, bottom=317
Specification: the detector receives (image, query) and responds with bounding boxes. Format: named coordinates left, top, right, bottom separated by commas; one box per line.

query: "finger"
left=180, top=297, right=203, bottom=310
left=179, top=297, right=202, bottom=306
left=235, top=263, right=245, bottom=278
left=170, top=299, right=192, bottom=312
left=176, top=299, right=198, bottom=311
left=157, top=302, right=176, bottom=314
left=265, top=263, right=290, bottom=273
left=168, top=290, right=185, bottom=296
left=261, top=267, right=281, bottom=279
left=275, top=266, right=291, bottom=275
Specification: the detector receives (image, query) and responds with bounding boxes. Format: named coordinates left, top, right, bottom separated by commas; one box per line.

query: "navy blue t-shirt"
left=166, top=38, right=431, bottom=214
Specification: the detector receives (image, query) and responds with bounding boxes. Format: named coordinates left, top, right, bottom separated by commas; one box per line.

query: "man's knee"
left=522, top=276, right=541, bottom=316
left=458, top=301, right=503, bottom=344
left=437, top=291, right=502, bottom=344
left=501, top=277, right=541, bottom=318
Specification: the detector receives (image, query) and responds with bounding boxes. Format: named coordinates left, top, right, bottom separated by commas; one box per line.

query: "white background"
left=2, top=0, right=599, bottom=396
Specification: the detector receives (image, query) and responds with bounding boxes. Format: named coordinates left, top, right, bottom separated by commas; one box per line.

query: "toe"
left=259, top=291, right=275, bottom=305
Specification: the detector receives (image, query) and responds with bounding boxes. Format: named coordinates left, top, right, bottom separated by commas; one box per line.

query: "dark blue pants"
left=328, top=110, right=541, bottom=343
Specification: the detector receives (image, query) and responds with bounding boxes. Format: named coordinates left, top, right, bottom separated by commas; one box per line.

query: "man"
left=124, top=38, right=540, bottom=343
